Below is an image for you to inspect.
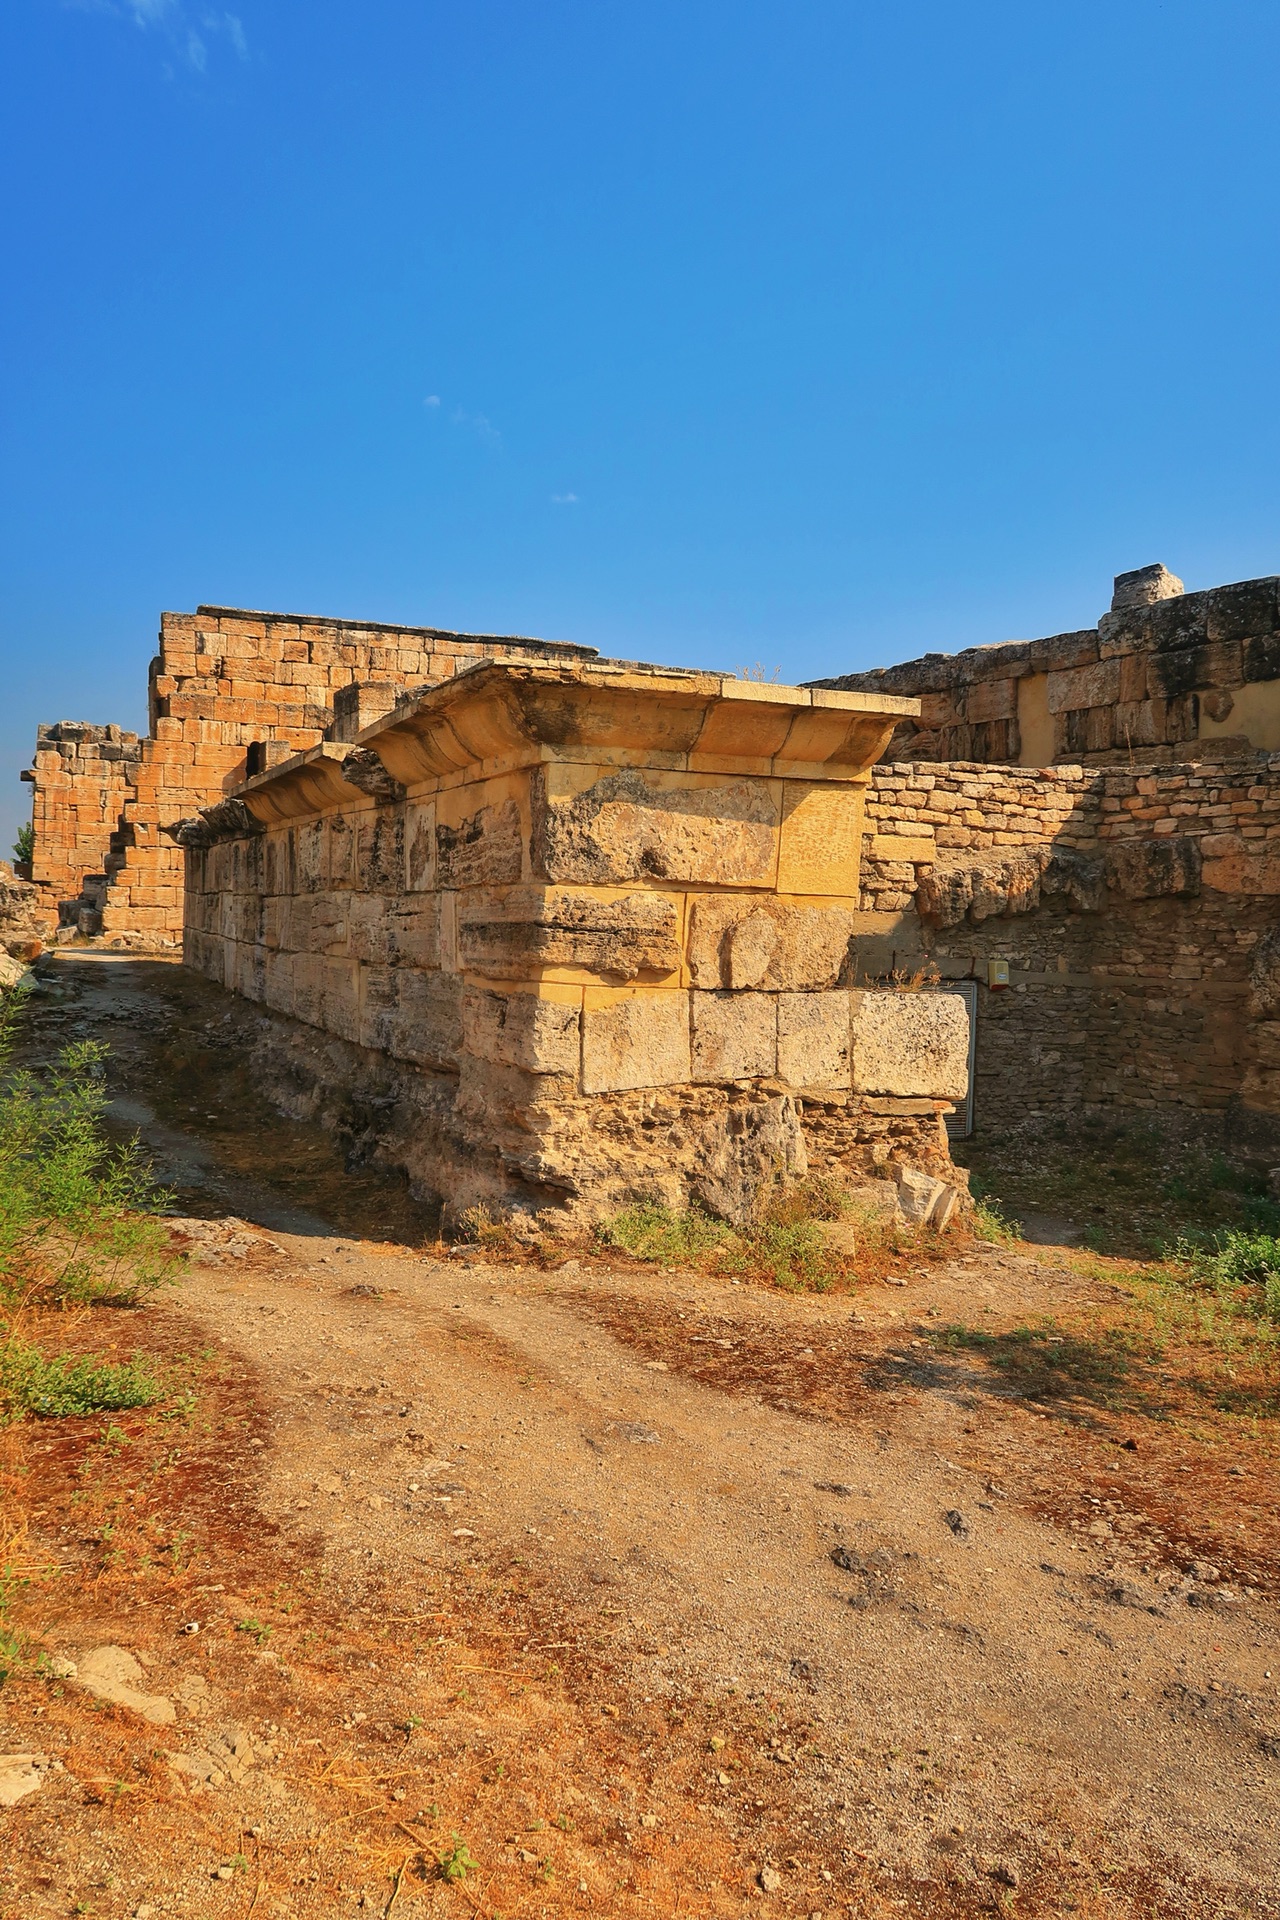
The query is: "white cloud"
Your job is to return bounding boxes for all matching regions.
[551,492,579,505]
[423,395,441,408]
[70,0,249,70]
[450,406,501,446]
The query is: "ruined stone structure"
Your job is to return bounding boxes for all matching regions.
[174,660,972,1226]
[21,722,144,928]
[819,564,1280,769]
[23,607,598,947]
[854,754,1280,1134]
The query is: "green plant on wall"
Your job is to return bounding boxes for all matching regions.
[11,823,33,866]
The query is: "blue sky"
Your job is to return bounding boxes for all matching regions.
[4,1,1280,849]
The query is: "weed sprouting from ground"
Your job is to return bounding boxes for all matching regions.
[0,985,178,1428]
[0,1342,160,1420]
[0,990,177,1315]
[599,1175,915,1290]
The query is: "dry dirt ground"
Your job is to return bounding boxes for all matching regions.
[1,955,1278,1920]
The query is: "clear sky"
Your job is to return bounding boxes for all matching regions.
[4,1,1280,851]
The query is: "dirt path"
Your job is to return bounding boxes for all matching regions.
[2,956,1278,1920]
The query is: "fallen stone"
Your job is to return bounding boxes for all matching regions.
[897,1167,961,1230]
[758,1865,783,1894]
[0,1753,49,1808]
[943,1510,970,1540]
[74,1647,177,1726]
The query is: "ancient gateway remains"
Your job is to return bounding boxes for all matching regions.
[172,661,970,1226]
[14,560,1280,1213]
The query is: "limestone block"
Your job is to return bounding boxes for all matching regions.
[437,796,524,887]
[1207,576,1280,644]
[1046,658,1121,714]
[896,1166,961,1230]
[1111,563,1184,611]
[360,966,462,1069]
[459,886,680,980]
[294,818,327,893]
[690,990,778,1082]
[462,988,581,1074]
[964,677,1016,724]
[581,990,691,1093]
[687,896,858,991]
[776,992,851,1090]
[348,893,439,968]
[309,891,349,955]
[532,765,779,888]
[321,959,361,1044]
[849,989,969,1101]
[1105,835,1201,899]
[405,800,436,891]
[328,812,357,887]
[690,1090,807,1224]
[357,809,405,893]
[776,784,863,895]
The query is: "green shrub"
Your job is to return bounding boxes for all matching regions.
[10,823,33,866]
[0,1341,160,1419]
[599,1203,730,1267]
[0,991,176,1312]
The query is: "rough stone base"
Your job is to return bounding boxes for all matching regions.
[234,994,965,1232]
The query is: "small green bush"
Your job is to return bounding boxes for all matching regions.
[599,1203,730,1267]
[0,991,176,1312]
[0,1341,160,1420]
[11,823,33,866]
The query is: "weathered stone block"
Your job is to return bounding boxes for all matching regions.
[1046,659,1121,714]
[849,989,969,1101]
[404,800,436,891]
[462,988,581,1075]
[581,990,691,1093]
[532,766,779,888]
[687,896,858,991]
[776,991,851,1089]
[348,893,439,968]
[357,809,405,893]
[1207,576,1280,643]
[776,784,862,895]
[690,990,778,1082]
[459,886,680,980]
[964,677,1016,723]
[437,795,524,887]
[1105,835,1201,900]
[360,966,462,1068]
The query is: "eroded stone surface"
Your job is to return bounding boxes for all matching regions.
[581,992,692,1094]
[777,992,851,1090]
[850,990,970,1101]
[532,767,779,888]
[690,990,777,1082]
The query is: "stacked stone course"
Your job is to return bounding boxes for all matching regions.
[816,565,1280,769]
[28,607,599,949]
[21,723,143,929]
[852,755,1280,1130]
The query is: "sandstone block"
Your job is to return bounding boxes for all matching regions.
[776,784,863,895]
[437,795,524,887]
[360,966,462,1069]
[687,897,858,991]
[776,991,851,1089]
[896,1166,961,1229]
[581,991,691,1093]
[463,988,581,1074]
[849,989,969,1100]
[459,887,680,980]
[690,990,778,1082]
[404,800,436,891]
[533,766,778,888]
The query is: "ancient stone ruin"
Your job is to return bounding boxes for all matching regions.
[170,659,969,1226]
[16,559,1280,1208]
[820,564,1280,767]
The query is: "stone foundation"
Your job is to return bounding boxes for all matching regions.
[172,660,971,1226]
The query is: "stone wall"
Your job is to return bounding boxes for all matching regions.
[20,723,143,930]
[28,606,600,950]
[850,755,1280,1133]
[174,661,972,1226]
[815,564,1280,770]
